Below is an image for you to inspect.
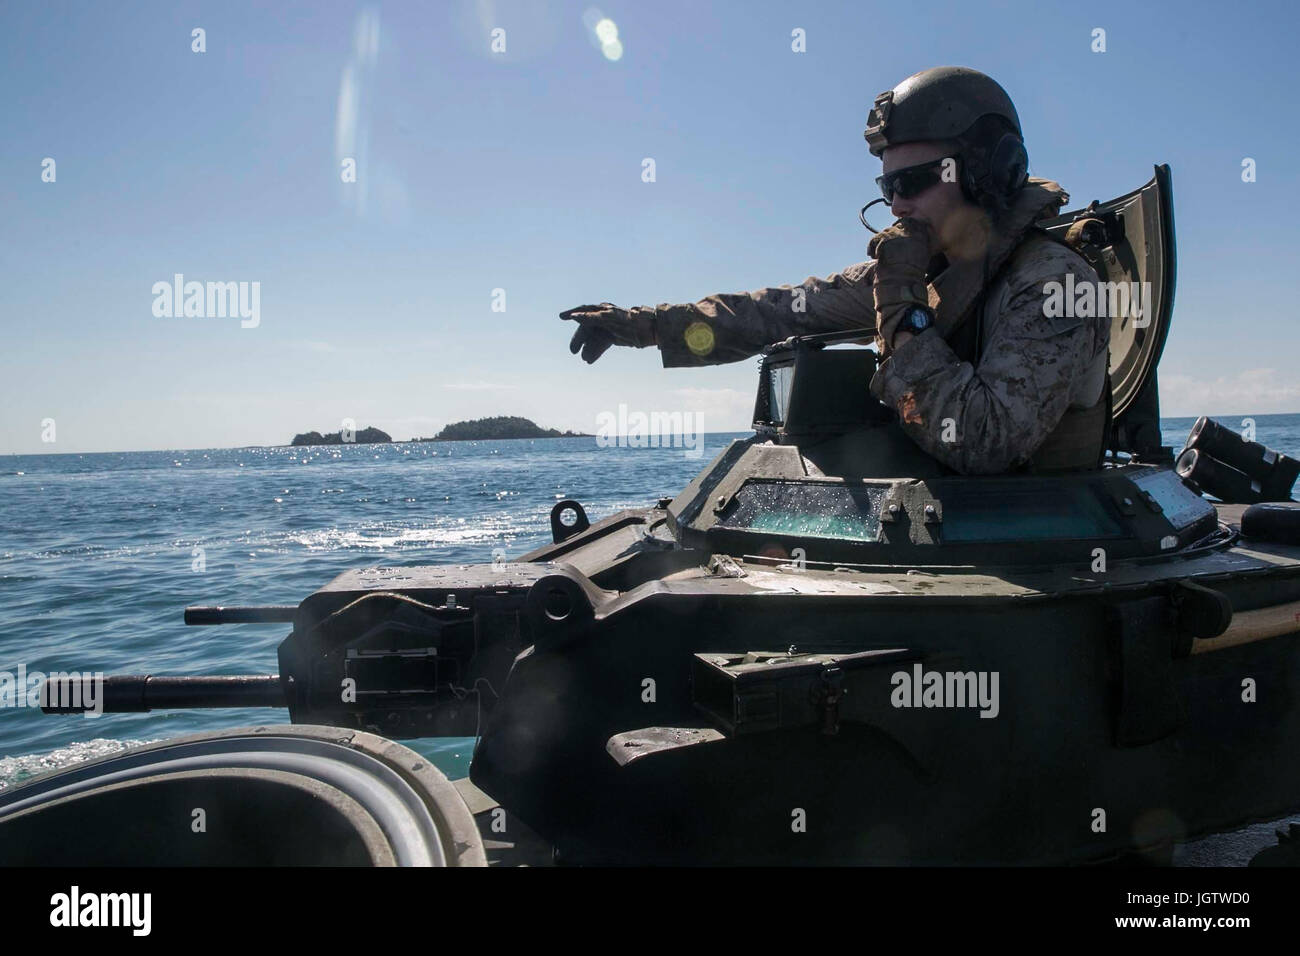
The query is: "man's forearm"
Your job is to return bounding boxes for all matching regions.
[654,261,878,367]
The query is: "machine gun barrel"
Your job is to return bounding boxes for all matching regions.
[41,674,285,714]
[184,605,297,625]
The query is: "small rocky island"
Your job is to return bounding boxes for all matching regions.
[412,416,588,442]
[290,427,392,446]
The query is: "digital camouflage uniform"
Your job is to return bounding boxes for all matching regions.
[644,178,1109,475]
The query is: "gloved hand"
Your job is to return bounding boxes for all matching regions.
[868,218,934,352]
[561,303,657,364]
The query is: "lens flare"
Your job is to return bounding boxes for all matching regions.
[595,18,618,44]
[582,8,624,62]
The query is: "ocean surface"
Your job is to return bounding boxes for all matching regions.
[3,414,1299,864]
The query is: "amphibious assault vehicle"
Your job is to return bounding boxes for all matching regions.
[8,165,1300,866]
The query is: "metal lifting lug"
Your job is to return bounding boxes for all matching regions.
[550,500,590,543]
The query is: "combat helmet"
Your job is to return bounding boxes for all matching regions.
[864,66,1029,209]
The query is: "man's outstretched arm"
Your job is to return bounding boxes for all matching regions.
[563,261,878,367]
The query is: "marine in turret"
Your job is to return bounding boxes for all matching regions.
[561,66,1109,475]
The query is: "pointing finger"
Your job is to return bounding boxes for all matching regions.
[560,304,612,321]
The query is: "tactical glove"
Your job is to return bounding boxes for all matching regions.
[561,303,657,364]
[868,218,934,351]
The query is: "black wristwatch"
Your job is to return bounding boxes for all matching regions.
[894,306,934,342]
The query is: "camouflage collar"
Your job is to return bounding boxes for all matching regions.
[928,178,1071,337]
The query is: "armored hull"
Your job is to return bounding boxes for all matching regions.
[466,483,1300,864]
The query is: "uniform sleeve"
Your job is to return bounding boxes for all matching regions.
[654,261,878,367]
[868,258,1102,475]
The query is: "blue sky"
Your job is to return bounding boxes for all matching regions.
[3,0,1298,454]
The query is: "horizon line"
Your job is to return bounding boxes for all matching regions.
[5,410,1300,458]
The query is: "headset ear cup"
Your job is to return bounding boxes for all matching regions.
[990,133,1028,197]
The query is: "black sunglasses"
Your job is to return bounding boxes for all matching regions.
[876,156,954,203]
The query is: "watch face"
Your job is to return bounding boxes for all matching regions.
[906,307,932,332]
